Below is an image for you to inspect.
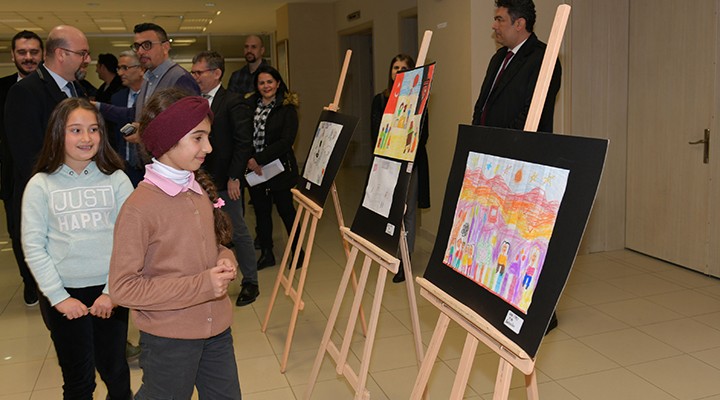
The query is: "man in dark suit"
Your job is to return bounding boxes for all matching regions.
[471,0,561,133]
[191,50,259,306]
[95,53,123,103]
[0,30,44,306]
[4,25,90,307]
[108,50,145,187]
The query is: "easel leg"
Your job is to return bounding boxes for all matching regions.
[400,225,424,367]
[331,182,369,337]
[410,313,451,400]
[261,205,305,332]
[492,358,514,400]
[355,266,389,397]
[303,246,360,400]
[449,334,479,400]
[525,370,539,400]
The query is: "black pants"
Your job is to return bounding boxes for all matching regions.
[247,184,298,250]
[39,285,132,400]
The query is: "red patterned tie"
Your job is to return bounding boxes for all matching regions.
[480,50,514,125]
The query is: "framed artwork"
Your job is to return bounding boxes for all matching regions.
[423,124,607,358]
[298,110,359,207]
[351,63,436,255]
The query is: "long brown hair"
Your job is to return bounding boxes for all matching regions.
[383,53,416,97]
[138,87,233,245]
[33,97,124,175]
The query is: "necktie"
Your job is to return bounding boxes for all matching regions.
[66,82,78,98]
[480,50,514,125]
[129,91,138,107]
[202,93,212,100]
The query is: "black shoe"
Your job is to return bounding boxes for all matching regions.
[291,249,305,270]
[23,284,38,306]
[236,284,260,307]
[257,249,276,270]
[544,312,558,336]
[392,263,406,283]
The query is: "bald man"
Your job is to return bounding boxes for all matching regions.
[4,25,91,307]
[227,34,268,96]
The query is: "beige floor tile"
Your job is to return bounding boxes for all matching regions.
[646,289,720,316]
[236,354,290,394]
[349,333,420,373]
[562,280,636,305]
[550,306,628,338]
[450,352,539,396]
[483,381,580,400]
[245,387,297,399]
[31,358,62,391]
[534,339,618,380]
[698,284,720,301]
[391,304,442,333]
[0,312,47,341]
[0,393,30,400]
[694,311,720,330]
[594,298,684,327]
[639,318,720,353]
[654,267,720,289]
[605,273,686,297]
[372,360,479,399]
[691,346,720,370]
[280,347,361,387]
[0,360,43,395]
[578,328,682,366]
[0,335,51,365]
[264,320,327,356]
[628,355,720,399]
[294,374,389,400]
[572,258,646,280]
[555,293,586,310]
[233,329,276,360]
[558,368,675,400]
[28,388,62,400]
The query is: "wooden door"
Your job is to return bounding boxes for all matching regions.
[626,0,718,275]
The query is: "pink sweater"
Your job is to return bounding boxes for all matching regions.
[109,180,235,339]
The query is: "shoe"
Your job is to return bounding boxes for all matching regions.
[23,284,38,306]
[544,312,558,336]
[235,284,260,307]
[392,262,406,283]
[257,248,276,270]
[125,341,141,360]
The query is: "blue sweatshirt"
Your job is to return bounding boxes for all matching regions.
[21,162,133,306]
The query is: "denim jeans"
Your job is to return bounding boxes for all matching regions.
[219,190,257,285]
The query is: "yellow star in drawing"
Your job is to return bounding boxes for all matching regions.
[543,174,556,185]
[529,172,538,183]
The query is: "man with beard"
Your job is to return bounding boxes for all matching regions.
[97,23,199,146]
[4,25,91,308]
[0,30,43,306]
[228,35,268,96]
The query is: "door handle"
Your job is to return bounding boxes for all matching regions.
[688,129,710,164]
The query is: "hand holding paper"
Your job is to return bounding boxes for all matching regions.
[245,159,285,187]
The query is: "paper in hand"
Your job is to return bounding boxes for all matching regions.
[245,159,285,187]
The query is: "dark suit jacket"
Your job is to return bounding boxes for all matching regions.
[5,64,69,194]
[0,73,18,200]
[241,91,299,190]
[472,32,562,132]
[96,75,123,103]
[202,86,253,191]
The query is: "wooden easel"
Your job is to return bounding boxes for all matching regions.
[303,31,434,399]
[409,5,570,399]
[261,50,368,374]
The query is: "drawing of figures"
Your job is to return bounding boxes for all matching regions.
[461,243,474,274]
[405,121,415,153]
[496,241,510,275]
[523,247,540,290]
[397,104,407,128]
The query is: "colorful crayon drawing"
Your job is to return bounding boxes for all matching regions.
[374,64,435,162]
[362,156,401,218]
[442,152,569,313]
[303,121,343,186]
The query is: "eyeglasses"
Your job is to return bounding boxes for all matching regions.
[59,47,90,59]
[131,40,167,52]
[118,65,140,71]
[189,68,216,77]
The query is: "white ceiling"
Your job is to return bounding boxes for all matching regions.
[0,0,334,37]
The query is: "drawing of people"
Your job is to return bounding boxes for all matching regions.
[454,238,463,269]
[496,241,510,275]
[405,121,415,153]
[523,247,540,290]
[445,237,457,266]
[398,104,407,128]
[461,244,474,275]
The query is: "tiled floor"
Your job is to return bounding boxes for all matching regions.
[1,168,720,399]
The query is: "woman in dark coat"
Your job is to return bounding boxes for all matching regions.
[243,65,301,268]
[370,53,431,283]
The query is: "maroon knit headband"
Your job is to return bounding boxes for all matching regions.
[142,96,214,158]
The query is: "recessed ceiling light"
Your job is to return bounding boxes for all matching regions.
[205,2,216,6]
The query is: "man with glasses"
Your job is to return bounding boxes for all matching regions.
[98,23,199,147]
[0,30,44,307]
[191,50,259,307]
[4,25,91,312]
[107,50,145,187]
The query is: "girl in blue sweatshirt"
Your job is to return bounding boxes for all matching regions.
[21,98,133,400]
